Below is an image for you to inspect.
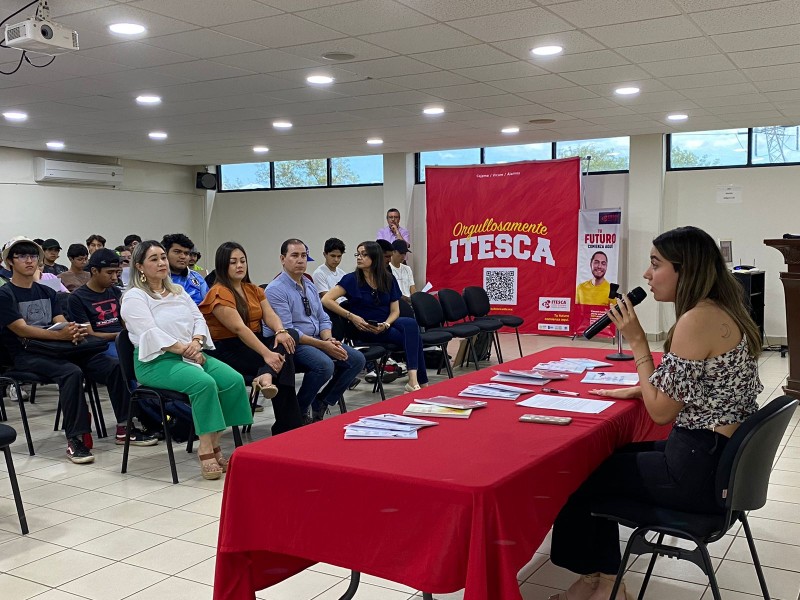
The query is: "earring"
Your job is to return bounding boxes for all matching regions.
[140,272,147,283]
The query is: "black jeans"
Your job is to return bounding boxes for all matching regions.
[14,350,129,439]
[550,426,729,575]
[207,329,302,436]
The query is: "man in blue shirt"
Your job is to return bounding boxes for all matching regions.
[265,239,365,423]
[161,233,208,304]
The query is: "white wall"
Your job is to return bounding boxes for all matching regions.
[0,147,203,253]
[664,165,798,342]
[207,185,384,285]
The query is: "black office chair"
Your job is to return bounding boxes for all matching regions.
[456,287,504,364]
[0,424,28,534]
[411,292,480,372]
[401,297,454,378]
[437,288,498,369]
[592,396,799,600]
[116,330,242,484]
[463,286,525,358]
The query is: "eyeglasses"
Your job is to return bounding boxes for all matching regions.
[354,252,368,258]
[301,295,312,316]
[13,254,38,262]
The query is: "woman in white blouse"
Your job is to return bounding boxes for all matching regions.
[121,241,252,480]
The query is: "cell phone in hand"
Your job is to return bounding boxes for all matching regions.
[366,319,380,327]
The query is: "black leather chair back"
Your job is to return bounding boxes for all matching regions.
[716,395,797,512]
[115,330,138,395]
[437,288,469,323]
[398,298,415,319]
[410,292,444,329]
[463,286,491,318]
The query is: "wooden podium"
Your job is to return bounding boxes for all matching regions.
[765,238,800,399]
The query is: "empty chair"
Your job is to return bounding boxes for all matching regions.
[437,288,502,368]
[592,395,798,600]
[0,423,28,534]
[399,297,453,378]
[411,292,480,372]
[463,286,525,358]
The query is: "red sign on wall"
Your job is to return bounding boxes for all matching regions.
[425,158,581,335]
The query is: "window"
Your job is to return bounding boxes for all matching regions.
[751,126,800,165]
[273,159,328,188]
[331,155,383,185]
[484,143,551,164]
[669,129,748,169]
[418,147,481,182]
[218,162,270,191]
[556,137,630,172]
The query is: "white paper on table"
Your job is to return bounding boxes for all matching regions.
[580,372,639,386]
[533,361,586,374]
[349,419,421,432]
[561,358,613,369]
[362,413,438,427]
[516,394,614,414]
[491,373,550,385]
[344,427,419,439]
[459,385,519,400]
[472,382,535,394]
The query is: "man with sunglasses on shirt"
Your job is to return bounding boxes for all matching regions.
[265,239,365,423]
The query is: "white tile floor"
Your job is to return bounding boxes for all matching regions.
[0,335,797,600]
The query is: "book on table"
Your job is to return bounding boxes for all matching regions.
[414,396,488,410]
[403,403,473,419]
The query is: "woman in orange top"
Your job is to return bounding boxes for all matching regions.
[199,242,302,435]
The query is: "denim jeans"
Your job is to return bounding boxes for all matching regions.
[293,342,365,412]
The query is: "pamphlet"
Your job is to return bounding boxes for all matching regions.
[516,394,614,414]
[580,372,639,386]
[415,396,488,410]
[403,403,472,418]
[344,413,438,439]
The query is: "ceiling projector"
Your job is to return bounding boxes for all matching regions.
[4,18,79,55]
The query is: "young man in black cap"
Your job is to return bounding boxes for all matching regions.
[389,240,416,303]
[41,239,68,275]
[69,249,157,447]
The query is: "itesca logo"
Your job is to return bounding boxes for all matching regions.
[538,297,571,312]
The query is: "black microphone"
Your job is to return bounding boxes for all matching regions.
[583,286,648,340]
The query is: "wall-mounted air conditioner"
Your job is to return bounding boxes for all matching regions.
[34,158,123,187]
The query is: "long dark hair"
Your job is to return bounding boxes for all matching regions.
[214,241,252,323]
[355,241,392,293]
[654,226,761,357]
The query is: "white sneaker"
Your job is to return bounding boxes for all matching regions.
[8,386,29,401]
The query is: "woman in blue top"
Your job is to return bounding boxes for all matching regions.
[323,241,427,392]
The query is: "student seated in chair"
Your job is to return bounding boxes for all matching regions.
[161,233,208,305]
[548,226,763,600]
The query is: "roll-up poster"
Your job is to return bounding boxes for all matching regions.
[570,208,622,337]
[425,158,581,335]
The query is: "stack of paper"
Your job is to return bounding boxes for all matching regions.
[561,358,613,369]
[533,360,588,374]
[415,396,488,409]
[403,404,473,419]
[580,372,639,385]
[516,394,614,414]
[491,371,549,385]
[458,382,534,400]
[344,413,438,439]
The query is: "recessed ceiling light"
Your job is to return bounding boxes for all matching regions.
[148,131,168,140]
[3,111,28,122]
[615,86,640,95]
[501,126,520,134]
[306,75,334,84]
[531,45,563,56]
[273,120,292,129]
[46,141,65,150]
[423,106,445,115]
[322,52,356,61]
[529,118,556,124]
[109,23,146,35]
[367,138,383,145]
[667,113,688,121]
[253,146,269,153]
[136,95,161,105]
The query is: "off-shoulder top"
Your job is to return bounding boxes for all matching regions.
[649,337,763,430]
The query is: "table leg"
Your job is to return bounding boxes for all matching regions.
[338,571,361,600]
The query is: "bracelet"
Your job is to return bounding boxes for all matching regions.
[192,337,203,345]
[383,322,391,329]
[634,355,654,368]
[276,328,287,335]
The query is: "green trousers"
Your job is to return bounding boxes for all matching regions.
[133,351,253,435]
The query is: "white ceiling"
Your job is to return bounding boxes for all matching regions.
[1,0,798,165]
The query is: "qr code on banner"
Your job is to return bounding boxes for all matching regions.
[484,267,517,305]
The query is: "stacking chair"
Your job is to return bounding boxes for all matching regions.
[116,330,242,484]
[463,286,525,358]
[0,370,48,455]
[592,396,799,600]
[326,308,389,401]
[401,297,454,378]
[456,287,505,364]
[53,376,108,439]
[0,424,28,534]
[411,292,480,372]
[437,288,502,368]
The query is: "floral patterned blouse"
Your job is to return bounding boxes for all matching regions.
[649,337,763,430]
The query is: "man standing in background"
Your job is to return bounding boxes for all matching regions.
[377,208,411,246]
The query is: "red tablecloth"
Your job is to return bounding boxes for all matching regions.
[214,347,671,600]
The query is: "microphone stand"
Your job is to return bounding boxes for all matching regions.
[606,291,633,361]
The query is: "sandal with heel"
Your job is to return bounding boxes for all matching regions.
[213,446,228,472]
[199,452,223,480]
[253,377,278,400]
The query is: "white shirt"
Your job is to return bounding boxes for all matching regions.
[389,263,415,297]
[120,287,213,362]
[312,264,347,303]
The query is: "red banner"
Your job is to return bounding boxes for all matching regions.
[425,158,581,335]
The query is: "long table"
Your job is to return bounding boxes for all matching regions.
[214,346,671,600]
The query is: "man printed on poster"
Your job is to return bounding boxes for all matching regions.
[575,251,612,307]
